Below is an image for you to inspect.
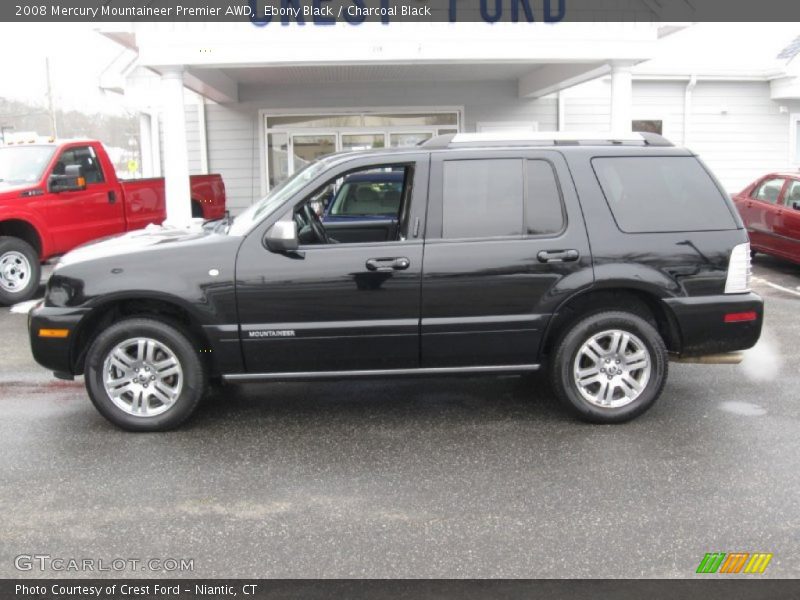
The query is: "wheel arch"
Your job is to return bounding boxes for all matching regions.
[71,295,217,376]
[541,285,682,357]
[0,218,45,257]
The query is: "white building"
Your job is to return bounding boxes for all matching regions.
[99,21,800,220]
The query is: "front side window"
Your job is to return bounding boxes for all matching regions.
[328,173,404,218]
[54,146,104,184]
[295,164,412,245]
[753,178,785,204]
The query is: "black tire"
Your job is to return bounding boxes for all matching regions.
[191,200,203,218]
[0,236,41,305]
[84,317,207,431]
[549,310,668,424]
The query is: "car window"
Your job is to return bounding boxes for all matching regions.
[442,159,523,238]
[783,180,800,206]
[295,164,413,245]
[329,176,404,217]
[753,178,785,204]
[54,146,104,184]
[592,156,737,233]
[525,160,565,235]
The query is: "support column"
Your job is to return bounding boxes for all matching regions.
[160,67,192,227]
[609,62,633,135]
[138,112,153,178]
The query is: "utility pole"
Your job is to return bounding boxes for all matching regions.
[45,57,58,138]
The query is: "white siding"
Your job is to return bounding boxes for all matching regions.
[564,78,795,192]
[687,81,793,192]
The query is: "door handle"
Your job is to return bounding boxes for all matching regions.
[366,257,410,272]
[537,249,579,263]
[108,191,116,204]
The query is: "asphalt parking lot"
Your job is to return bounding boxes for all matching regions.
[1,255,798,579]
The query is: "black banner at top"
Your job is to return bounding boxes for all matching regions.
[3,0,800,23]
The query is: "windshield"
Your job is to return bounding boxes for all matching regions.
[228,157,335,236]
[0,146,56,186]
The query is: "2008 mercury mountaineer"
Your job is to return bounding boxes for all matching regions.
[28,132,763,431]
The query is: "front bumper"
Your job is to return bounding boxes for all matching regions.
[663,292,763,357]
[28,302,90,376]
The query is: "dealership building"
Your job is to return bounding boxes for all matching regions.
[99,21,800,217]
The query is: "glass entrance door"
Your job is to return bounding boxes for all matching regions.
[289,133,337,172]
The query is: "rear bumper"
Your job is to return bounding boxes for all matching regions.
[663,292,763,357]
[28,302,89,376]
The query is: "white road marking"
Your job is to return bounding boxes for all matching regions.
[752,276,800,298]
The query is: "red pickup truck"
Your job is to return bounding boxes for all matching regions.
[0,139,226,303]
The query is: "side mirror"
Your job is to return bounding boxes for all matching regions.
[264,218,299,253]
[792,201,800,211]
[48,165,86,193]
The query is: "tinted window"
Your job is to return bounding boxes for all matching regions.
[525,160,564,235]
[753,178,785,204]
[592,157,737,233]
[55,146,104,184]
[443,159,523,238]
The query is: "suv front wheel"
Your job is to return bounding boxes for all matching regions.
[84,318,207,431]
[550,311,668,423]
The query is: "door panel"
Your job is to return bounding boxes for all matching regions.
[421,150,592,368]
[236,153,429,373]
[46,145,124,253]
[775,179,800,261]
[745,177,785,253]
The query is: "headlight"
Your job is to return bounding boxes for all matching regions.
[45,275,82,307]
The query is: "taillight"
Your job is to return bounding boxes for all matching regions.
[724,242,751,294]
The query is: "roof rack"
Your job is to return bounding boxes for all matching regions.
[422,131,674,149]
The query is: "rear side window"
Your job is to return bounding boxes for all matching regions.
[443,159,523,238]
[592,156,737,233]
[525,160,565,235]
[442,158,565,239]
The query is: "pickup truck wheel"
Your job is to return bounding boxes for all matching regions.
[84,318,207,431]
[0,236,41,305]
[549,311,668,423]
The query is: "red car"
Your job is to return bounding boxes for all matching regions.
[0,139,226,303]
[732,173,800,265]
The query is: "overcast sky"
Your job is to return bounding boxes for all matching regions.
[0,22,797,116]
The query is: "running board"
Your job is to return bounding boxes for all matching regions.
[223,364,540,383]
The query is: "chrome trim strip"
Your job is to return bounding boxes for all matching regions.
[223,364,540,382]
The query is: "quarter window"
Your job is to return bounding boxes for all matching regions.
[592,156,737,233]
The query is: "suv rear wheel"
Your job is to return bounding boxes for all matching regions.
[549,311,668,423]
[84,318,207,431]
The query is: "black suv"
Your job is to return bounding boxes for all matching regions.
[28,133,763,431]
